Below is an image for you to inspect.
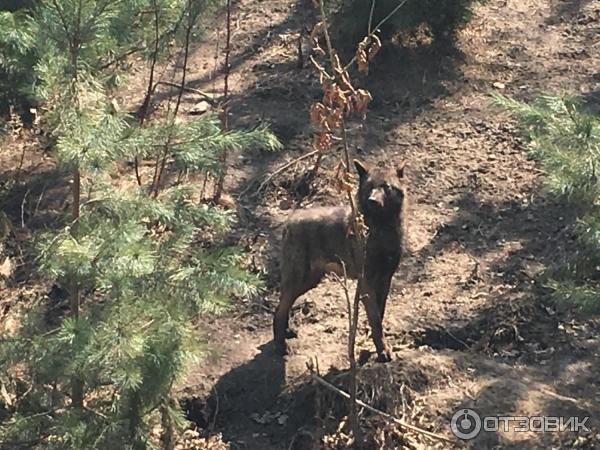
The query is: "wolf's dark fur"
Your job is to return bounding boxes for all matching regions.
[273,159,407,361]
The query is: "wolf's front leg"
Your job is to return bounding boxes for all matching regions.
[360,280,392,362]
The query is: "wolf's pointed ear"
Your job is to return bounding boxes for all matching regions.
[354,159,370,179]
[396,161,407,179]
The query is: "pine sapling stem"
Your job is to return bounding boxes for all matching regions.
[214,0,233,202]
[135,0,161,187]
[152,0,193,198]
[70,166,84,408]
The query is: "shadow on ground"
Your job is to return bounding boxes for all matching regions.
[182,343,295,450]
[400,186,581,344]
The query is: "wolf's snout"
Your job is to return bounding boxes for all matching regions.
[368,188,385,207]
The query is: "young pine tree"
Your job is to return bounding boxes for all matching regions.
[493,93,600,311]
[0,1,280,448]
[0,9,36,115]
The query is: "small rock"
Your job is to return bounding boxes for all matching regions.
[217,193,236,209]
[277,414,288,425]
[279,198,293,210]
[250,412,267,424]
[189,100,211,115]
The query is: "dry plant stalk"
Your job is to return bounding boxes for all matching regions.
[310,0,370,444]
[151,0,194,198]
[308,0,410,444]
[331,264,362,445]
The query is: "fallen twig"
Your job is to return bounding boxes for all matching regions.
[311,373,457,445]
[155,81,218,105]
[83,405,108,419]
[444,329,469,349]
[34,182,47,219]
[21,189,30,228]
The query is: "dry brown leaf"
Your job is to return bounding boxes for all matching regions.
[323,83,348,109]
[357,51,369,74]
[355,34,382,75]
[356,37,370,74]
[310,102,328,129]
[321,82,334,106]
[313,132,333,151]
[325,107,343,130]
[353,89,373,117]
[367,34,382,61]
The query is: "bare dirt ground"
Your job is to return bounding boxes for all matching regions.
[2,0,600,449]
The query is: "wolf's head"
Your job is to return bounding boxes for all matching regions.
[354,159,407,227]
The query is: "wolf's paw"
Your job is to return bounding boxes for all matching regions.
[376,348,392,363]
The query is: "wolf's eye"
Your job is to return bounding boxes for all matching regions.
[384,183,400,195]
[385,183,403,198]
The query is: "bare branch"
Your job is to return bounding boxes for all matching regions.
[344,0,410,71]
[368,0,376,34]
[155,81,218,105]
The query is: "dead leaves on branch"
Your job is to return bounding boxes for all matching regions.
[308,83,373,153]
[310,101,342,131]
[313,131,334,151]
[352,89,373,118]
[308,22,380,154]
[356,35,382,75]
[323,82,347,109]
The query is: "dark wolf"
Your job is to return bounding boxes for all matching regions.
[273,159,407,362]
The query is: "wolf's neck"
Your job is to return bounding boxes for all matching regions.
[365,214,402,231]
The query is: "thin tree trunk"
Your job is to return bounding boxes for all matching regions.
[70,166,84,408]
[152,0,193,198]
[213,0,232,202]
[135,0,162,187]
[65,0,84,409]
